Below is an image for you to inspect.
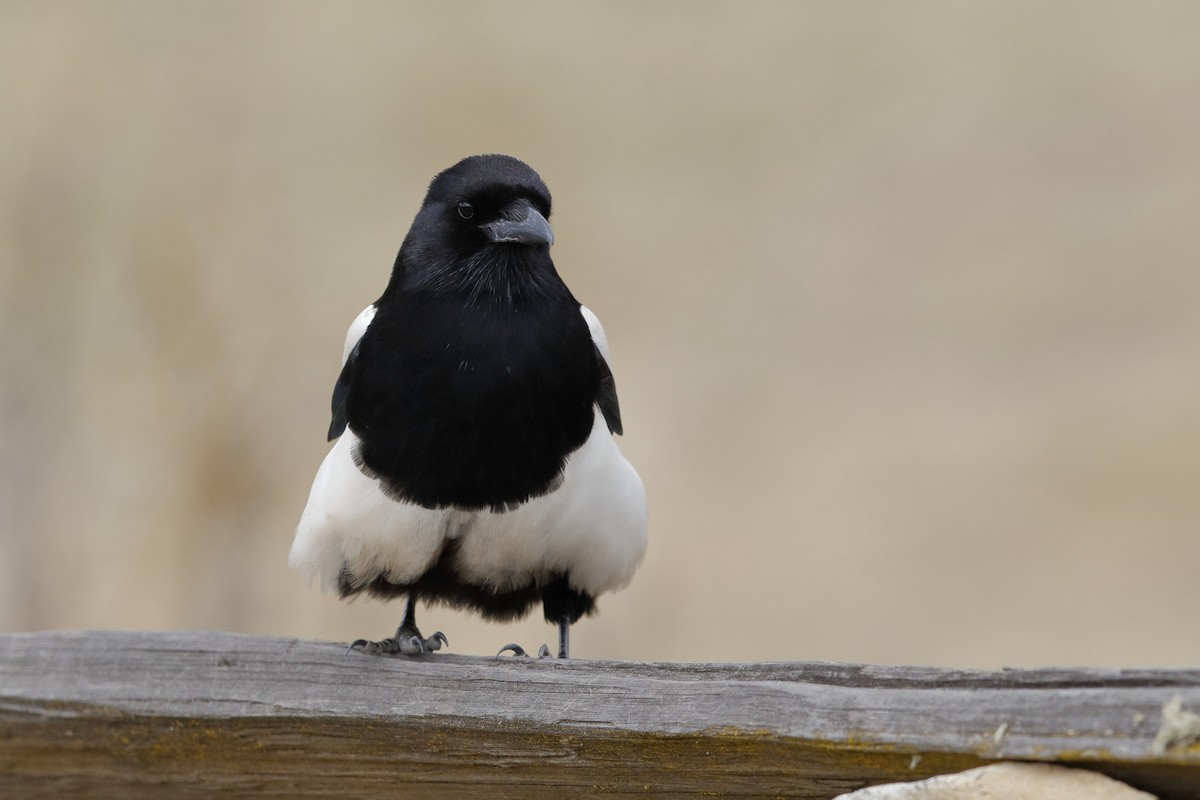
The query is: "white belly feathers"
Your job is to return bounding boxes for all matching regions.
[290,405,647,599]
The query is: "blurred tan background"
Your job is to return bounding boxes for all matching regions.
[2,2,1198,668]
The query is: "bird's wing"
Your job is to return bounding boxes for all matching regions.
[327,305,377,442]
[580,305,623,436]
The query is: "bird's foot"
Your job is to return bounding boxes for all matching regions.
[496,643,555,659]
[348,628,448,657]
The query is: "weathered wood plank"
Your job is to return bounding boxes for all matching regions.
[1,631,1198,799]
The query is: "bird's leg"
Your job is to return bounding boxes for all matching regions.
[557,615,570,659]
[348,594,448,656]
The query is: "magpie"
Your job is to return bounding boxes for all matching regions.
[290,155,647,659]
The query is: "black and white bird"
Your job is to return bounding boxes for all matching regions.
[290,155,647,659]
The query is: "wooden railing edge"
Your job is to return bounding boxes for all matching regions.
[2,630,1198,798]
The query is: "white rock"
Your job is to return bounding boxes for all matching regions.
[833,762,1156,800]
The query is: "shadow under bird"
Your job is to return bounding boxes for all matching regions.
[290,155,648,659]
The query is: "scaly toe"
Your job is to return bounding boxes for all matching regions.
[348,632,451,657]
[348,637,403,656]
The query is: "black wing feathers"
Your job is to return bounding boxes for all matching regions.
[594,343,623,436]
[327,339,361,441]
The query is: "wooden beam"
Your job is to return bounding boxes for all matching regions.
[2,631,1198,798]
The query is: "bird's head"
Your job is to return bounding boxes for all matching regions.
[392,155,556,297]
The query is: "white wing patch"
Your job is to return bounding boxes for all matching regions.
[580,304,612,366]
[343,305,377,365]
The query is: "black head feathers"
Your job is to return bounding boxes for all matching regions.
[424,154,552,219]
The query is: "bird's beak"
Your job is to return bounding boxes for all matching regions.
[481,199,554,247]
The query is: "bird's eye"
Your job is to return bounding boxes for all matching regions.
[457,202,475,220]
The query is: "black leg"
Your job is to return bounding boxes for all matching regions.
[348,593,448,656]
[396,593,420,639]
[557,615,570,659]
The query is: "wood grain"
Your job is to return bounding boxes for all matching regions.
[2,631,1198,798]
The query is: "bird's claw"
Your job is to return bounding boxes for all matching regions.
[496,643,527,657]
[495,642,555,659]
[347,630,449,657]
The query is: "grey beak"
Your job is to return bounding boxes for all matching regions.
[481,200,554,246]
